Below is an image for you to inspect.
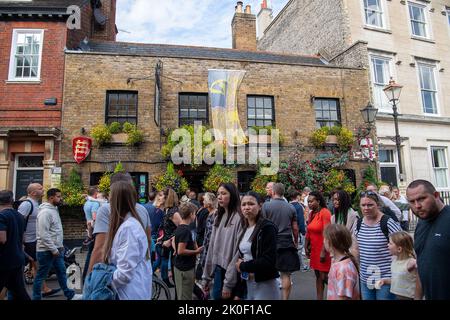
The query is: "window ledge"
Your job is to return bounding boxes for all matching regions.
[363,26,392,34]
[411,36,435,43]
[5,80,41,84]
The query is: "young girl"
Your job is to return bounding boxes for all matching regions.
[324,223,360,300]
[378,231,417,300]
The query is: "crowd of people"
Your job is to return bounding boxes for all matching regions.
[0,173,449,301]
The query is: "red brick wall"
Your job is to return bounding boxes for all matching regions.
[66,3,94,49]
[0,21,67,128]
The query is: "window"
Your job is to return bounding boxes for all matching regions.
[370,55,393,112]
[106,91,138,125]
[179,93,208,126]
[417,62,438,114]
[314,98,341,128]
[379,149,399,187]
[431,147,449,188]
[408,2,428,38]
[9,29,44,81]
[247,96,274,127]
[364,0,384,28]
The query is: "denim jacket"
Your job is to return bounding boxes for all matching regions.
[83,263,118,300]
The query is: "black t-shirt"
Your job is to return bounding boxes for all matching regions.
[414,205,450,300]
[174,224,196,271]
[0,208,25,271]
[196,207,209,246]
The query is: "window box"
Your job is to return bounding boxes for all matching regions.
[111,133,128,144]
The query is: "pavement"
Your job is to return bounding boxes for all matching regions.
[21,246,319,300]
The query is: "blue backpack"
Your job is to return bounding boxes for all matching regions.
[83,263,118,300]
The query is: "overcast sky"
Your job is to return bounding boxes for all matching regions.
[116,0,289,48]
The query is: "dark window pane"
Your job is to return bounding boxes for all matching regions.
[248,120,255,127]
[256,98,264,108]
[198,95,207,107]
[179,94,209,125]
[314,99,341,128]
[264,98,272,108]
[248,97,255,108]
[180,95,189,107]
[256,120,264,126]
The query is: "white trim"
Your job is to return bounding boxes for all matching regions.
[361,0,389,30]
[8,29,44,82]
[406,1,433,40]
[416,59,440,116]
[428,145,450,191]
[379,147,400,185]
[13,154,44,199]
[368,51,396,113]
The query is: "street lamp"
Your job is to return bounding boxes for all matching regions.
[383,78,404,182]
[360,102,378,128]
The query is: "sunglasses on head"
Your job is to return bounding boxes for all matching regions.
[360,191,379,198]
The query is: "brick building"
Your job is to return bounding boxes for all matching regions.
[0,0,117,198]
[258,0,450,191]
[60,3,372,198]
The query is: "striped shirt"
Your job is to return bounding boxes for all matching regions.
[355,218,401,283]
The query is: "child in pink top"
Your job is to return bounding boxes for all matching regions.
[324,224,360,300]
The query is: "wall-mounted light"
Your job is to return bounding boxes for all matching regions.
[81,127,86,135]
[310,95,315,105]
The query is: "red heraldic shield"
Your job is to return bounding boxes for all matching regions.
[72,136,92,164]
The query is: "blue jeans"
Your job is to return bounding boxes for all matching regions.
[32,250,74,300]
[360,280,396,300]
[152,244,170,281]
[212,265,226,300]
[82,239,95,281]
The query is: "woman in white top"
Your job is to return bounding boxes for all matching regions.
[103,181,152,300]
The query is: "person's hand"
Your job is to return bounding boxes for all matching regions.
[320,254,326,263]
[375,279,385,289]
[196,246,204,254]
[222,289,231,299]
[407,259,417,272]
[202,281,210,293]
[52,251,60,257]
[236,258,243,273]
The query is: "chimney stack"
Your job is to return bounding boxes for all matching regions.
[231,2,257,51]
[257,0,273,40]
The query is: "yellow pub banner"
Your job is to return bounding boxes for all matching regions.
[208,69,247,146]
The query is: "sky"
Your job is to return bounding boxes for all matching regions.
[116,0,290,48]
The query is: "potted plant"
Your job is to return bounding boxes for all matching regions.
[153,162,189,195]
[311,126,355,151]
[91,124,112,146]
[109,122,128,144]
[203,164,235,192]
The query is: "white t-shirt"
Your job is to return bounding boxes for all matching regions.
[239,226,255,262]
[18,198,39,243]
[93,203,151,235]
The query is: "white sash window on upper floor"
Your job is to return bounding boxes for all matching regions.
[8,29,44,82]
[364,0,385,29]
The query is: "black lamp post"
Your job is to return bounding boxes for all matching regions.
[383,78,404,182]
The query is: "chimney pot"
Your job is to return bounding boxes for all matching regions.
[236,1,243,13]
[245,5,251,14]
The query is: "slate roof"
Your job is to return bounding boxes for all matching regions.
[82,41,327,67]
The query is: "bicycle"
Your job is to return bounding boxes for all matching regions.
[152,276,172,300]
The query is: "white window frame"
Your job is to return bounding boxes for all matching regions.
[362,0,388,29]
[369,52,395,113]
[429,146,449,190]
[379,147,400,185]
[416,60,439,115]
[407,1,431,39]
[12,154,44,199]
[8,29,44,82]
[447,8,450,36]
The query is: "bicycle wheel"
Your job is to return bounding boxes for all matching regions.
[152,277,172,300]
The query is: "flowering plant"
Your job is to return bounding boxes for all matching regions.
[203,164,235,192]
[153,162,189,194]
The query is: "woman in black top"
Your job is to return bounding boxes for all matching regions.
[236,191,280,300]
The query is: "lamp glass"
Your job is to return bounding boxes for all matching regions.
[361,104,378,124]
[384,82,403,102]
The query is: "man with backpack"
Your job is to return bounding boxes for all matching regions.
[17,183,58,297]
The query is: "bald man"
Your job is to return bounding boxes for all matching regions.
[18,183,58,297]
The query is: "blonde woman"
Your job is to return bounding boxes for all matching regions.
[103,181,152,300]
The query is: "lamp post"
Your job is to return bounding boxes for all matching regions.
[383,78,404,182]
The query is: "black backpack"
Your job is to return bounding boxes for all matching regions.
[356,214,390,242]
[381,205,399,223]
[12,199,33,231]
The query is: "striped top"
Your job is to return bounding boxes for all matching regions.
[355,218,401,283]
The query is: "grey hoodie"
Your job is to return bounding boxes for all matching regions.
[36,202,64,254]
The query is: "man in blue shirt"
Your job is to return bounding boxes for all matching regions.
[0,190,30,300]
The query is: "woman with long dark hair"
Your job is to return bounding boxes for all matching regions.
[331,190,358,233]
[202,183,245,300]
[305,191,332,300]
[103,181,152,300]
[236,192,280,300]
